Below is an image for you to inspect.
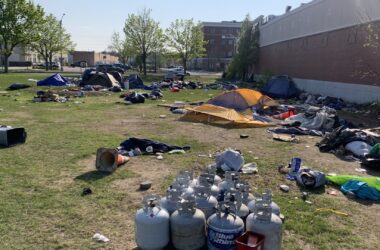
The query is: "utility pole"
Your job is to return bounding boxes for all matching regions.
[60,13,66,72]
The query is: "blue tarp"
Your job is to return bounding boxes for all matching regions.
[262,75,299,99]
[37,74,71,86]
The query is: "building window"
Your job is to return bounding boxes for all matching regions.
[204,28,208,33]
[221,40,226,45]
[211,28,215,33]
[227,51,233,58]
[222,29,227,33]
[210,39,215,45]
[228,40,233,45]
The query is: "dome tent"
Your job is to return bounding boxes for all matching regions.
[262,75,299,99]
[207,88,277,111]
[37,74,71,86]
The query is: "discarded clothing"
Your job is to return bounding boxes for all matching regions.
[345,141,372,157]
[296,168,326,189]
[268,127,323,136]
[369,143,380,157]
[7,83,31,90]
[285,106,336,132]
[326,175,380,192]
[124,92,145,104]
[119,137,190,154]
[317,126,380,153]
[341,180,380,200]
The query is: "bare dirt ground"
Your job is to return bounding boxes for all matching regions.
[77,102,380,249]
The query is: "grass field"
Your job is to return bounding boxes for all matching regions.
[0,73,379,249]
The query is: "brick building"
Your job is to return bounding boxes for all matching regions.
[69,51,119,67]
[196,21,243,71]
[256,0,380,103]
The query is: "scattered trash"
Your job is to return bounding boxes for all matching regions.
[242,162,258,174]
[6,83,31,91]
[305,201,313,204]
[315,208,348,216]
[327,190,338,196]
[157,155,164,160]
[355,168,367,173]
[96,148,129,173]
[92,233,110,243]
[159,115,166,119]
[240,134,249,139]
[168,149,186,154]
[280,185,289,193]
[82,187,92,196]
[279,213,285,222]
[301,192,309,200]
[0,126,27,147]
[272,133,299,143]
[139,181,152,190]
[215,149,244,172]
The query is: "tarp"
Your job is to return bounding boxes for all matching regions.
[128,74,145,89]
[262,75,299,99]
[207,89,277,111]
[180,104,275,128]
[326,175,380,192]
[81,71,120,88]
[37,74,71,86]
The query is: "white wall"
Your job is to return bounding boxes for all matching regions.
[260,0,380,47]
[293,78,380,104]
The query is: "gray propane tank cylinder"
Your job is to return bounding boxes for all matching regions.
[198,173,220,197]
[194,186,218,219]
[236,181,255,205]
[246,191,283,250]
[207,163,222,185]
[247,189,280,216]
[217,171,240,201]
[207,203,244,250]
[224,188,250,222]
[135,194,170,250]
[170,197,206,250]
[160,186,182,215]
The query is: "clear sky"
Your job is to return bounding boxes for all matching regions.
[34,0,309,51]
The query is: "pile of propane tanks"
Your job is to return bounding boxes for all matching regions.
[135,164,283,250]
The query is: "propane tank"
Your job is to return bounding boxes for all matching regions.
[170,196,206,250]
[207,163,222,185]
[198,173,220,197]
[246,191,282,250]
[224,188,249,221]
[248,189,280,216]
[179,170,197,187]
[175,172,195,197]
[236,181,254,205]
[217,171,239,201]
[135,195,170,250]
[194,186,218,219]
[160,185,182,215]
[207,203,244,250]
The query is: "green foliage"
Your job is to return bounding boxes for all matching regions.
[226,15,260,80]
[165,19,206,73]
[108,32,134,66]
[29,14,75,70]
[0,0,45,72]
[123,8,163,75]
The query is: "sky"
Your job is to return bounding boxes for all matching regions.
[34,0,309,51]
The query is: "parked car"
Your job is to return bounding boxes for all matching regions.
[32,62,60,70]
[113,63,131,70]
[165,67,190,81]
[96,64,125,74]
[70,61,87,68]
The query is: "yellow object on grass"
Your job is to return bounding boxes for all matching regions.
[180,104,276,128]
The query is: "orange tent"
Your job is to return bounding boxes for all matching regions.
[207,89,278,111]
[180,104,275,128]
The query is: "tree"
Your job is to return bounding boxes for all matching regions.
[30,14,74,70]
[108,32,133,67]
[165,19,206,74]
[0,0,44,73]
[123,8,162,76]
[227,15,260,80]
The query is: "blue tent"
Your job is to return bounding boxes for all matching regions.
[37,74,71,86]
[262,75,299,99]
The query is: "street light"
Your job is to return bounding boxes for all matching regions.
[60,13,66,72]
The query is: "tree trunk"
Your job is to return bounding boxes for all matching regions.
[45,56,49,71]
[4,55,10,73]
[154,52,157,73]
[142,52,147,76]
[183,58,187,75]
[49,54,53,71]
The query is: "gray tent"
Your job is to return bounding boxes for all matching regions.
[81,71,120,88]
